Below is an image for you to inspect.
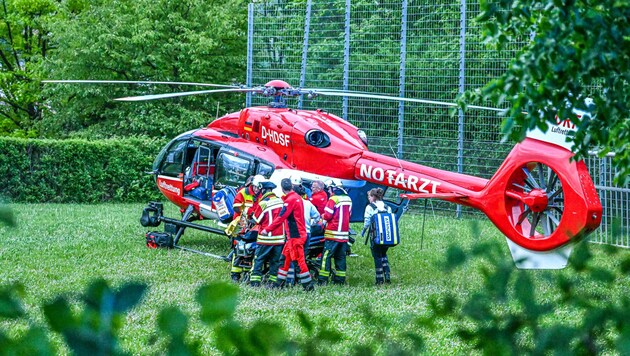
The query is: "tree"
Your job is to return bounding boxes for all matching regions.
[0,0,59,137]
[41,0,248,138]
[467,0,630,185]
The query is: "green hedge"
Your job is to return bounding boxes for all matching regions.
[0,137,166,203]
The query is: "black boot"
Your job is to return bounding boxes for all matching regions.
[231,273,241,283]
[302,281,315,292]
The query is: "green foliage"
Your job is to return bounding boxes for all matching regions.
[6,238,628,355]
[0,0,60,138]
[43,279,147,355]
[40,0,248,139]
[0,282,55,354]
[468,0,630,185]
[429,231,630,354]
[0,137,164,202]
[1,204,628,354]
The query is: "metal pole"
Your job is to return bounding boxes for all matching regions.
[342,0,351,120]
[246,2,254,108]
[457,0,467,218]
[298,0,313,110]
[398,0,408,159]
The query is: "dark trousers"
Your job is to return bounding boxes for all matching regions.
[318,240,347,284]
[230,231,258,276]
[250,244,283,286]
[370,243,390,284]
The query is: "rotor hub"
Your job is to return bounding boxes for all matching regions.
[522,188,549,213]
[264,80,291,90]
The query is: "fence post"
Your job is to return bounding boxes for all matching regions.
[398,0,408,159]
[457,0,467,218]
[246,2,254,108]
[342,0,351,120]
[298,0,313,110]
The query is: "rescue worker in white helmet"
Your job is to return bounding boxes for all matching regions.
[232,174,264,221]
[249,180,285,287]
[318,179,352,285]
[230,174,264,282]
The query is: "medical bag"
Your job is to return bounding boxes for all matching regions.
[370,205,400,246]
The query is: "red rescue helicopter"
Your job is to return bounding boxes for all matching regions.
[45,79,603,269]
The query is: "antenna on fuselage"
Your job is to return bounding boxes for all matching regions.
[389,143,404,171]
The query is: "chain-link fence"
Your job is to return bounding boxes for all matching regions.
[246,0,629,247]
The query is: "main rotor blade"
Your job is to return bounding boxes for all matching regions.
[313,90,504,112]
[43,79,239,89]
[114,88,256,101]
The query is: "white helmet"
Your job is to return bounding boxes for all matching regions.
[252,174,265,187]
[325,178,343,188]
[290,175,302,186]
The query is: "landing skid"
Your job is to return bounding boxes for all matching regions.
[141,201,229,258]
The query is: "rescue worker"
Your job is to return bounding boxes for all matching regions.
[261,178,315,291]
[318,179,352,285]
[232,174,264,221]
[362,188,392,285]
[230,174,264,282]
[287,176,321,285]
[309,180,328,215]
[249,180,285,287]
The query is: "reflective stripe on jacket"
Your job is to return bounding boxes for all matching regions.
[322,194,352,241]
[252,192,285,245]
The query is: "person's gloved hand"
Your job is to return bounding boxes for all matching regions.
[361,227,367,237]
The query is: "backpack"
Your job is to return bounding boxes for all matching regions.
[369,203,400,246]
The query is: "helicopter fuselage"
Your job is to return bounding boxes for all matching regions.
[151,103,601,269]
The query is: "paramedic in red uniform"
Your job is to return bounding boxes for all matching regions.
[309,180,328,215]
[318,179,352,285]
[261,178,315,291]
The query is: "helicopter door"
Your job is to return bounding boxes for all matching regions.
[183,141,218,202]
[155,138,189,199]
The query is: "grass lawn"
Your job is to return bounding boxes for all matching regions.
[1,203,628,354]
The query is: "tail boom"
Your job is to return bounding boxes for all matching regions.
[354,138,602,256]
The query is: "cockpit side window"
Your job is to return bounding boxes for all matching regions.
[256,161,274,178]
[159,139,188,177]
[215,152,252,188]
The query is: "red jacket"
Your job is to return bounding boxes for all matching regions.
[322,194,352,242]
[310,190,328,215]
[265,191,306,239]
[233,185,258,219]
[251,192,285,245]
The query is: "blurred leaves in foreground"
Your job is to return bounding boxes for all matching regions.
[1,220,629,354]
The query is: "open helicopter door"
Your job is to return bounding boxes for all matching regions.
[182,140,219,203]
[154,136,191,202]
